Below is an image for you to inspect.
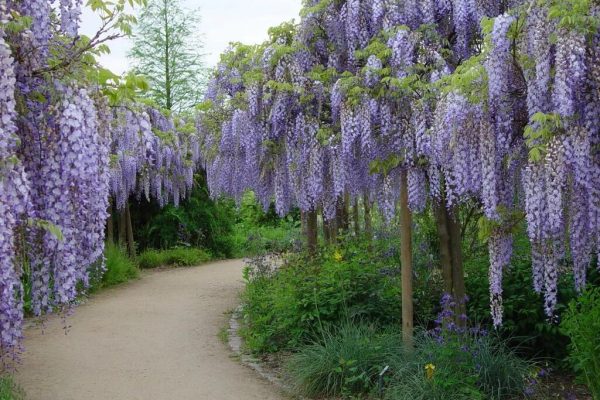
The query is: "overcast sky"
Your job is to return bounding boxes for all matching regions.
[81,0,301,75]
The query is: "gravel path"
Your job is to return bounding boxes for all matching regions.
[14,260,286,400]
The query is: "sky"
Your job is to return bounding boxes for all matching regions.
[81,0,302,75]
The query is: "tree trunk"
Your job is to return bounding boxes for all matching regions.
[106,200,114,244]
[307,210,318,256]
[125,204,136,258]
[335,198,344,236]
[118,207,127,247]
[322,209,332,245]
[342,192,350,232]
[364,191,372,243]
[400,170,414,348]
[435,203,454,295]
[301,211,307,238]
[434,198,467,327]
[448,207,467,326]
[353,198,360,237]
[163,0,172,110]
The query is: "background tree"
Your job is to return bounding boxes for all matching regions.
[129,0,207,112]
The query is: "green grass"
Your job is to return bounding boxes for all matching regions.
[0,376,24,400]
[100,243,140,287]
[286,322,404,398]
[285,319,532,400]
[229,221,301,258]
[137,247,213,269]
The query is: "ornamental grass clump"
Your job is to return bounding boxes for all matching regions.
[286,322,404,398]
[385,295,532,400]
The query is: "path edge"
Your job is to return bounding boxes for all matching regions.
[228,305,303,399]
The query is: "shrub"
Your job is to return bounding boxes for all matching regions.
[137,247,213,269]
[229,220,302,258]
[286,322,403,398]
[132,174,236,257]
[0,376,24,400]
[100,243,139,287]
[561,287,600,399]
[241,246,402,353]
[385,331,531,400]
[240,235,441,354]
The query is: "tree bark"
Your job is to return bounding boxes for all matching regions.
[342,192,350,232]
[434,198,467,327]
[353,198,360,238]
[400,170,414,348]
[364,191,373,243]
[448,207,467,326]
[125,204,136,258]
[435,203,454,295]
[106,199,114,244]
[118,207,127,247]
[322,209,332,245]
[306,210,318,256]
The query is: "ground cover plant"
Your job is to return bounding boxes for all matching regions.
[137,248,213,269]
[0,376,24,400]
[99,244,140,288]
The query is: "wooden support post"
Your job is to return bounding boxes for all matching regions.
[400,170,414,349]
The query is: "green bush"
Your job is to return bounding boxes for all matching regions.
[240,236,441,354]
[132,173,236,257]
[286,322,403,397]
[137,247,213,269]
[0,376,24,400]
[385,331,531,400]
[285,318,531,400]
[100,243,139,287]
[229,220,301,258]
[561,288,600,399]
[241,246,402,353]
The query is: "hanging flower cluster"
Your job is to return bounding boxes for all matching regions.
[199,0,600,327]
[0,0,198,362]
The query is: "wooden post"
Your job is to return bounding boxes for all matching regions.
[400,170,414,348]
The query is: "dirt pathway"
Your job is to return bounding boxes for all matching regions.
[14,260,286,400]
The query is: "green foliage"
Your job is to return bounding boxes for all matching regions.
[241,244,402,353]
[229,221,301,258]
[137,247,213,269]
[240,235,441,354]
[100,243,140,287]
[436,53,488,103]
[548,0,600,36]
[385,332,531,400]
[286,323,404,398]
[524,112,564,162]
[128,0,207,111]
[561,288,600,398]
[465,227,600,363]
[226,191,301,257]
[285,319,531,400]
[133,174,236,257]
[0,376,24,400]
